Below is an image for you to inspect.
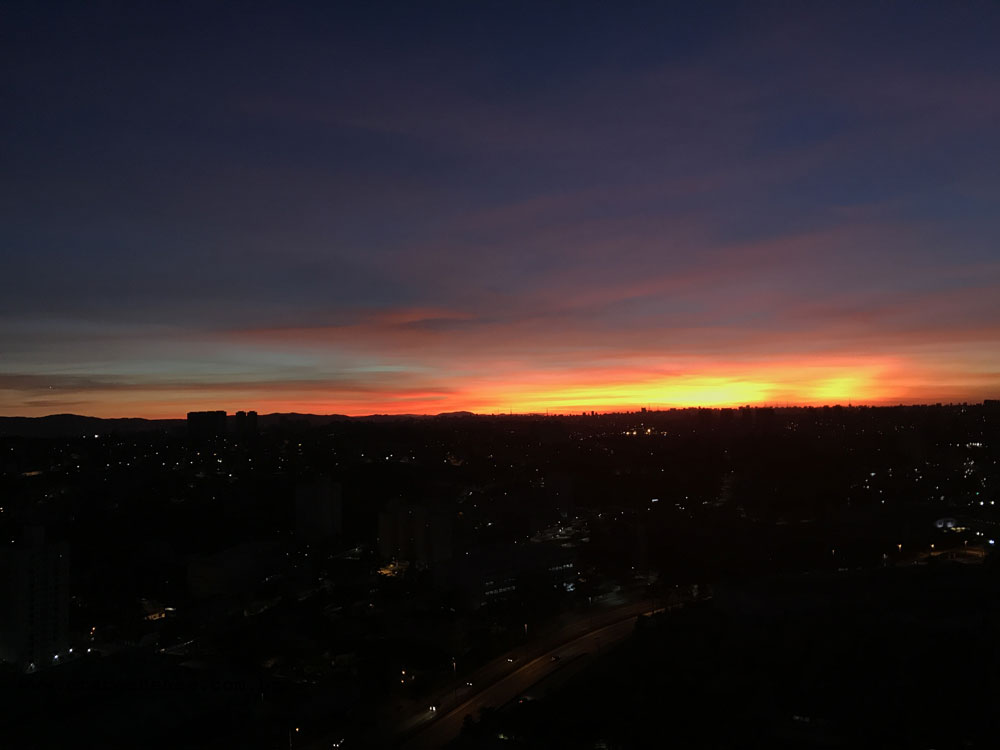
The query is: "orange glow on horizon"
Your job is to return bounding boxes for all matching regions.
[11,354,966,419]
[459,359,897,414]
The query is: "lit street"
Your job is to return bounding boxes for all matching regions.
[396,604,674,749]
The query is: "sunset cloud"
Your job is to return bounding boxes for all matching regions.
[2,3,998,417]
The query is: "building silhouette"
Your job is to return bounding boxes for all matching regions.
[0,527,70,672]
[294,476,343,544]
[234,410,258,437]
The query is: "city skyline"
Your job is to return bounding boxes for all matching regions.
[4,2,999,418]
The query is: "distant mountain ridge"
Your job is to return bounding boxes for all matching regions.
[0,410,479,437]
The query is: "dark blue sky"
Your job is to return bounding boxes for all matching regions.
[3,1,999,416]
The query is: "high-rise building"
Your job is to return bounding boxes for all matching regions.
[234,410,258,437]
[0,527,70,672]
[294,476,343,543]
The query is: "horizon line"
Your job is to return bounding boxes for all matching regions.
[2,399,996,422]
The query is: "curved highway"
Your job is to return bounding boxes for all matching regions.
[398,606,668,749]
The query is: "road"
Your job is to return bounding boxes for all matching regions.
[303,594,688,750]
[397,605,671,749]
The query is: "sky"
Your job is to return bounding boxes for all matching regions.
[2,1,999,418]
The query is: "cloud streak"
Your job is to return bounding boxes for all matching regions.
[1,3,999,416]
